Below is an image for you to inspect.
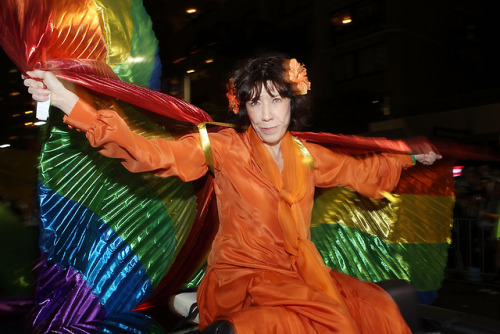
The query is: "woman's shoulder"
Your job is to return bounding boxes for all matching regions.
[211,127,245,142]
[302,140,335,156]
[208,127,249,151]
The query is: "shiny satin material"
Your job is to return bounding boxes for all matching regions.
[310,160,455,295]
[38,115,184,287]
[292,136,314,170]
[0,0,107,73]
[0,0,161,90]
[93,0,133,66]
[0,0,458,330]
[198,123,215,173]
[94,0,162,89]
[311,223,451,291]
[292,131,412,155]
[394,160,455,196]
[247,127,344,303]
[29,253,108,332]
[63,101,413,332]
[35,94,202,330]
[312,188,454,243]
[29,254,165,333]
[37,183,154,313]
[99,311,167,333]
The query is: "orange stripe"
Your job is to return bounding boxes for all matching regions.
[395,159,454,196]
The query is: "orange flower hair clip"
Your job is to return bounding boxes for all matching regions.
[287,58,311,95]
[226,78,240,114]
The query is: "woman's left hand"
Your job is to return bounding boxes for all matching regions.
[414,151,442,165]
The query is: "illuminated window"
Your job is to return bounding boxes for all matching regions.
[342,16,352,24]
[330,1,382,34]
[331,11,353,30]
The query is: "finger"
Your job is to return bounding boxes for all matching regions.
[27,86,50,97]
[26,69,49,79]
[30,93,51,102]
[23,78,45,89]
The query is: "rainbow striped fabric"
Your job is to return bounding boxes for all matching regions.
[311,161,455,303]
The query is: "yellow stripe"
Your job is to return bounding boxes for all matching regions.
[92,0,134,66]
[311,187,454,244]
[197,123,214,173]
[292,137,314,170]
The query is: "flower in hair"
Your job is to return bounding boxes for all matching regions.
[226,78,240,114]
[287,58,311,95]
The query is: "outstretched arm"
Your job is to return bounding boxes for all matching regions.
[308,142,442,198]
[23,70,209,181]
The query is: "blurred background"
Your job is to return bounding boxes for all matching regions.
[0,0,499,329]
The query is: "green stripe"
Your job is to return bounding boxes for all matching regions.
[39,108,197,287]
[311,223,449,291]
[111,0,159,87]
[312,187,454,243]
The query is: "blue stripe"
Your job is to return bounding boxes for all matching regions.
[38,182,154,314]
[98,312,165,334]
[150,48,162,91]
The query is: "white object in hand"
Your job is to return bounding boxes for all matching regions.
[36,93,50,120]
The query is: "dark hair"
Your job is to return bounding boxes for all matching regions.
[228,54,311,131]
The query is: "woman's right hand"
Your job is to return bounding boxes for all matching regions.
[23,70,78,116]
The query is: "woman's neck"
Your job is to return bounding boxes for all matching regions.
[265,142,284,172]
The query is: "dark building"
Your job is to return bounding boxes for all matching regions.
[0,51,40,151]
[145,0,500,146]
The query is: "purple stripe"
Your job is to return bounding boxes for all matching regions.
[28,254,107,333]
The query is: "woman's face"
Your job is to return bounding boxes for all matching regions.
[246,83,291,148]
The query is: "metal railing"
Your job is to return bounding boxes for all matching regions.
[447,218,499,281]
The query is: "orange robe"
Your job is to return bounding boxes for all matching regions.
[65,99,413,334]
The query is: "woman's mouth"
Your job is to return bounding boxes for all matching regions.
[260,126,278,134]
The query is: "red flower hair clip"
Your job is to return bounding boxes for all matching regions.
[287,58,311,95]
[226,78,240,114]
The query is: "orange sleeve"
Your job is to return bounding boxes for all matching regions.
[306,142,413,198]
[63,98,208,182]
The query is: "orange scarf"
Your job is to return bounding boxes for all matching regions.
[248,127,345,304]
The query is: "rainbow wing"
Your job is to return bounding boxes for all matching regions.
[311,160,455,303]
[1,0,215,332]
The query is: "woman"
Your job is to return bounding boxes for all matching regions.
[24,55,439,333]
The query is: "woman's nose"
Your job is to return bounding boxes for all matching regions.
[261,104,273,121]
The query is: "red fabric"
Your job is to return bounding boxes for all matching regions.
[396,160,455,196]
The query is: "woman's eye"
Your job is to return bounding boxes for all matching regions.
[273,98,281,103]
[250,101,258,106]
